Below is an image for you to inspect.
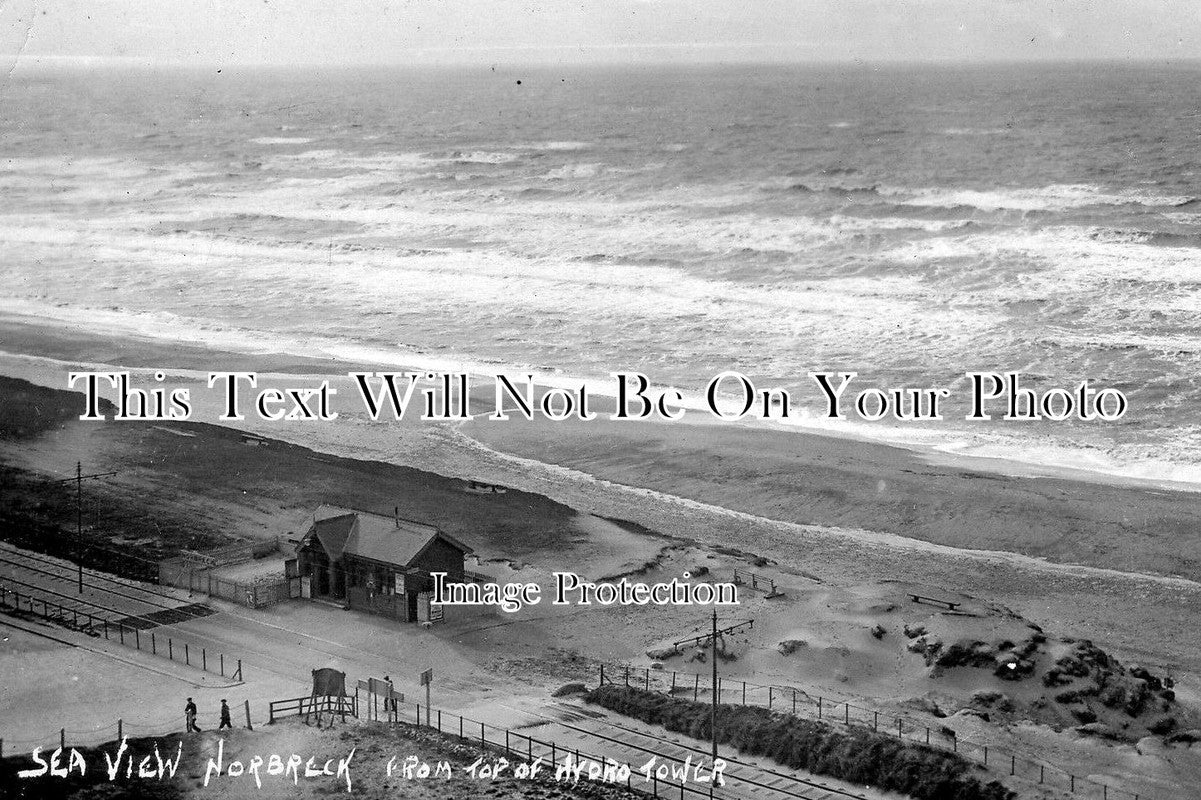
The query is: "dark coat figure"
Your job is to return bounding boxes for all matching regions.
[185,698,201,732]
[219,699,233,730]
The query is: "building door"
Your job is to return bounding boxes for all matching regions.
[407,591,419,623]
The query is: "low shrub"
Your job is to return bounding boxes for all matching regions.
[585,685,1013,800]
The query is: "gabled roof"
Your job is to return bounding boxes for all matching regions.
[303,504,472,567]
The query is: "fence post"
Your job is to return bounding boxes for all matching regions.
[624,666,630,686]
[169,638,173,660]
[505,730,510,756]
[118,719,122,740]
[104,618,108,639]
[185,643,189,665]
[984,746,988,766]
[792,689,796,714]
[135,628,139,649]
[119,624,125,645]
[1010,754,1015,776]
[221,653,225,676]
[818,696,822,719]
[844,702,849,724]
[236,659,242,681]
[873,711,878,731]
[898,718,902,738]
[152,633,156,655]
[480,722,485,748]
[768,686,772,709]
[1039,765,1044,783]
[742,681,746,705]
[245,700,253,730]
[1070,775,1075,792]
[60,728,65,751]
[671,672,676,694]
[694,674,699,701]
[600,664,605,685]
[203,648,207,672]
[645,668,650,692]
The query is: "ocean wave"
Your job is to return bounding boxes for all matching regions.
[891,184,1195,212]
[940,127,1012,136]
[770,178,1194,214]
[250,136,315,145]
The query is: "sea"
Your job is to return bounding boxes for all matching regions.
[3,63,1201,485]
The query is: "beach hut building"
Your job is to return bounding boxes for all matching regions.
[295,504,471,623]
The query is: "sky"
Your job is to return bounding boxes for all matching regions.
[2,0,1201,69]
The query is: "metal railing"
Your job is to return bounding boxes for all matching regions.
[0,584,243,681]
[601,662,1153,800]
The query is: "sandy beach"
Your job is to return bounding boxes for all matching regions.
[3,313,1201,796]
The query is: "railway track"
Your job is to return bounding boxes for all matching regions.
[493,700,889,800]
[0,544,215,630]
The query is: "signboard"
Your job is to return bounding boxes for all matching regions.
[394,573,405,595]
[419,668,433,686]
[420,591,444,623]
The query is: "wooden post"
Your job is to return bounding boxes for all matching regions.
[768,686,772,709]
[169,638,173,660]
[671,672,676,694]
[244,699,253,730]
[792,689,796,714]
[742,681,746,705]
[203,648,207,672]
[185,643,189,665]
[221,653,225,675]
[60,728,65,750]
[818,695,822,719]
[118,719,122,740]
[645,668,650,691]
[151,633,156,655]
[135,628,139,649]
[119,624,124,645]
[693,674,699,701]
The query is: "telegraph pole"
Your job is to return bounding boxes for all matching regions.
[709,610,753,772]
[51,462,118,593]
[710,608,718,767]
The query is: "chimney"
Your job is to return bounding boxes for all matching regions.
[394,505,399,528]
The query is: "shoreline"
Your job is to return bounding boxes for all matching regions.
[2,315,1201,585]
[2,307,1199,496]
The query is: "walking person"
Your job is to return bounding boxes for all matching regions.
[185,697,201,732]
[218,699,233,730]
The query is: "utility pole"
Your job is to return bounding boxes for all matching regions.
[710,608,718,768]
[709,610,753,771]
[50,462,118,593]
